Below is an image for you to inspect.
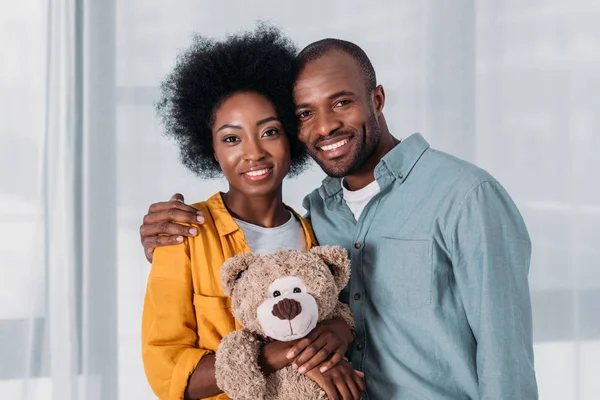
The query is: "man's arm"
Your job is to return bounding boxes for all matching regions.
[140,193,204,262]
[450,181,538,398]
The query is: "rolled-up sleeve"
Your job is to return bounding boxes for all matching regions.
[141,240,212,400]
[450,181,538,399]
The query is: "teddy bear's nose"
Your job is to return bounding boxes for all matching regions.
[272,298,302,320]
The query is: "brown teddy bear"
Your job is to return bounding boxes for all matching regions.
[214,246,355,400]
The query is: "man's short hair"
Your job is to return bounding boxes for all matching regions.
[295,38,377,91]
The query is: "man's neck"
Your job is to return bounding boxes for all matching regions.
[222,187,289,228]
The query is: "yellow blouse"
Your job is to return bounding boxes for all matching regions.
[141,192,317,400]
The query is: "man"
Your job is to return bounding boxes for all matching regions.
[141,39,538,399]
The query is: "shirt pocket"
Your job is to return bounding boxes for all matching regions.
[193,294,236,350]
[370,238,433,313]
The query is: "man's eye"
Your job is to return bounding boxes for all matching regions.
[297,111,311,120]
[336,100,351,107]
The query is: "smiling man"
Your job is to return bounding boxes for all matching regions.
[141,38,538,399]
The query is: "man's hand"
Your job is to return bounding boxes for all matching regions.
[304,359,364,400]
[139,193,205,262]
[287,318,353,374]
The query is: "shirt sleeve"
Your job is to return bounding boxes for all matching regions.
[450,181,538,399]
[141,240,213,400]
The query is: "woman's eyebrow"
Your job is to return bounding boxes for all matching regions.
[256,116,279,126]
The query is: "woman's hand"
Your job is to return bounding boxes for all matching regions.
[304,359,364,400]
[258,339,299,375]
[286,318,354,374]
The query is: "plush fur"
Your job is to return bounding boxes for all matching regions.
[214,246,354,400]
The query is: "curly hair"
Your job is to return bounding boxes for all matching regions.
[156,24,310,178]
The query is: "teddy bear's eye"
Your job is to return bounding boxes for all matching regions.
[293,287,301,293]
[273,290,281,297]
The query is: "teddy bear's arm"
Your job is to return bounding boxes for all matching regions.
[332,301,355,334]
[215,329,267,399]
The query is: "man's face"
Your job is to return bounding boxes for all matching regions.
[293,50,382,178]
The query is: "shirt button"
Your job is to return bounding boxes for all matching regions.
[353,293,361,301]
[398,173,404,179]
[354,242,361,249]
[357,343,364,351]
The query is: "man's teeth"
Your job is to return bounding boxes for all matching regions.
[320,139,349,151]
[245,168,270,177]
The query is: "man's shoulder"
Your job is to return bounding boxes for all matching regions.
[423,147,498,192]
[302,187,325,210]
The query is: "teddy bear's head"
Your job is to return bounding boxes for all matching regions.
[220,246,350,341]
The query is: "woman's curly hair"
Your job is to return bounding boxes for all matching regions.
[156,24,309,178]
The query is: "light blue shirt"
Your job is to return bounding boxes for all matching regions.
[303,133,538,399]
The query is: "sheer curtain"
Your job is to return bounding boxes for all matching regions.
[1,1,599,399]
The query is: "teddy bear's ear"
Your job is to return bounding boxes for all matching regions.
[309,245,351,291]
[220,252,260,296]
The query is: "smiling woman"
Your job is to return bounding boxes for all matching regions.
[212,91,292,200]
[141,24,358,400]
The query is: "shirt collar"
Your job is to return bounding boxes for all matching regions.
[206,192,318,249]
[206,192,239,236]
[318,132,430,199]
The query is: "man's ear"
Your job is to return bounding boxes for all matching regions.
[220,252,260,296]
[309,246,351,292]
[372,84,385,116]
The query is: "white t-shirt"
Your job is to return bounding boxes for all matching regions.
[233,211,306,255]
[342,179,381,221]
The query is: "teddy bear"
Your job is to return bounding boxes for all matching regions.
[214,245,355,400]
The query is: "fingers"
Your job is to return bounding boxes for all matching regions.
[296,342,331,373]
[345,376,362,400]
[140,217,199,238]
[338,364,362,400]
[169,193,185,202]
[319,350,344,373]
[291,333,328,371]
[326,367,355,400]
[145,204,204,226]
[322,381,339,400]
[286,333,315,360]
[144,247,154,263]
[141,232,184,250]
[352,369,365,393]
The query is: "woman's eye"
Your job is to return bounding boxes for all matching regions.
[293,287,301,293]
[263,129,278,137]
[223,136,239,143]
[273,290,281,297]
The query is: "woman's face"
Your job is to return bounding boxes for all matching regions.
[212,91,291,198]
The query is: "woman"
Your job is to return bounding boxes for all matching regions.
[142,25,361,400]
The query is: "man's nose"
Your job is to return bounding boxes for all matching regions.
[314,110,342,137]
[272,298,302,321]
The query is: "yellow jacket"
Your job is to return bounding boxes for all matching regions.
[142,192,317,400]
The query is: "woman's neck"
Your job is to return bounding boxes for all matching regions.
[222,187,289,228]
